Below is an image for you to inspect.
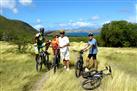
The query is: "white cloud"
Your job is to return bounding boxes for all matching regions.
[59,21,96,28]
[127,16,136,23]
[19,0,32,6]
[103,20,110,24]
[0,0,32,14]
[59,23,68,27]
[0,0,18,14]
[36,18,41,23]
[12,8,18,14]
[71,22,96,27]
[91,16,100,20]
[34,24,44,30]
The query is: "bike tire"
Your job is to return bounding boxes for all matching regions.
[54,65,57,73]
[75,62,82,78]
[53,55,58,73]
[36,56,42,72]
[82,76,101,90]
[43,54,51,70]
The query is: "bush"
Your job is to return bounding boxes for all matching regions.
[101,20,137,47]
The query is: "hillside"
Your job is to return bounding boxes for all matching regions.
[0,15,37,41]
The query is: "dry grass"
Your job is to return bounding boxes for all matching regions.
[41,42,137,91]
[0,41,137,91]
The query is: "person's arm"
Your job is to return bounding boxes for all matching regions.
[83,39,97,52]
[60,37,70,48]
[82,43,90,52]
[60,43,70,48]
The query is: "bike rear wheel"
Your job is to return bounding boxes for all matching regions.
[53,55,59,73]
[82,76,101,90]
[43,54,51,70]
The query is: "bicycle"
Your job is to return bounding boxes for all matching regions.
[73,50,84,78]
[36,48,51,72]
[82,66,112,90]
[52,48,60,73]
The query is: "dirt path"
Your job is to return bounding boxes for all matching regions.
[31,70,53,91]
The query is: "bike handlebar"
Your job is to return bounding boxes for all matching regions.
[72,50,84,54]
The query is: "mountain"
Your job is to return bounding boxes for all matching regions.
[65,27,101,33]
[0,15,37,41]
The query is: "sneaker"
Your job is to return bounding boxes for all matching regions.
[64,66,67,69]
[66,68,70,71]
[85,68,89,72]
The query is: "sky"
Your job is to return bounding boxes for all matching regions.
[0,0,137,30]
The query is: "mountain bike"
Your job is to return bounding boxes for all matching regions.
[82,66,112,90]
[36,48,51,72]
[53,48,60,73]
[73,50,84,78]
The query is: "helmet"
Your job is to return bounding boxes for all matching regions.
[88,32,93,36]
[40,28,44,33]
[60,30,65,34]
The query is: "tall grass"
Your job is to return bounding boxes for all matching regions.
[0,41,137,91]
[0,41,43,91]
[41,43,137,91]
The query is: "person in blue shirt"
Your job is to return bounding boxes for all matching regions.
[82,33,98,71]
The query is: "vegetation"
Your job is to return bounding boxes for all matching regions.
[1,41,137,91]
[101,20,137,47]
[0,15,37,52]
[0,15,137,91]
[41,42,137,91]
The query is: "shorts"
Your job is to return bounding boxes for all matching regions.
[88,54,97,60]
[60,50,70,61]
[34,43,45,54]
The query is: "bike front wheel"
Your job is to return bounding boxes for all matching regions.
[82,76,101,90]
[75,62,82,78]
[36,56,42,72]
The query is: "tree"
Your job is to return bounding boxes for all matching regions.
[101,20,137,47]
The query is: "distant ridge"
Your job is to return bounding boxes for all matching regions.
[0,15,37,41]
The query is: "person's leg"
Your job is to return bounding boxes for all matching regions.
[66,60,69,70]
[65,51,70,70]
[93,54,98,69]
[63,59,67,68]
[60,52,66,68]
[85,54,91,68]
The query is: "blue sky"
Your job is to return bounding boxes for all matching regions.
[0,0,137,30]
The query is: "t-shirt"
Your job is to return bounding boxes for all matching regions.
[35,33,45,46]
[59,36,69,52]
[88,38,98,54]
[51,38,59,49]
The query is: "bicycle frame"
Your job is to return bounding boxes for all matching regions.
[88,66,112,80]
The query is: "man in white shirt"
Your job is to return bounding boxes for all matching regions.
[59,30,70,71]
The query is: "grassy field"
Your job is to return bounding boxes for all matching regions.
[0,41,45,91]
[0,41,137,91]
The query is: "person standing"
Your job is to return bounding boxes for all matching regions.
[51,34,59,55]
[82,33,98,71]
[58,30,70,71]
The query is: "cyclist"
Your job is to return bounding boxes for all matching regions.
[34,28,50,61]
[59,30,70,71]
[82,33,98,72]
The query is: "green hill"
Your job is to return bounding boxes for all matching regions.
[0,15,37,42]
